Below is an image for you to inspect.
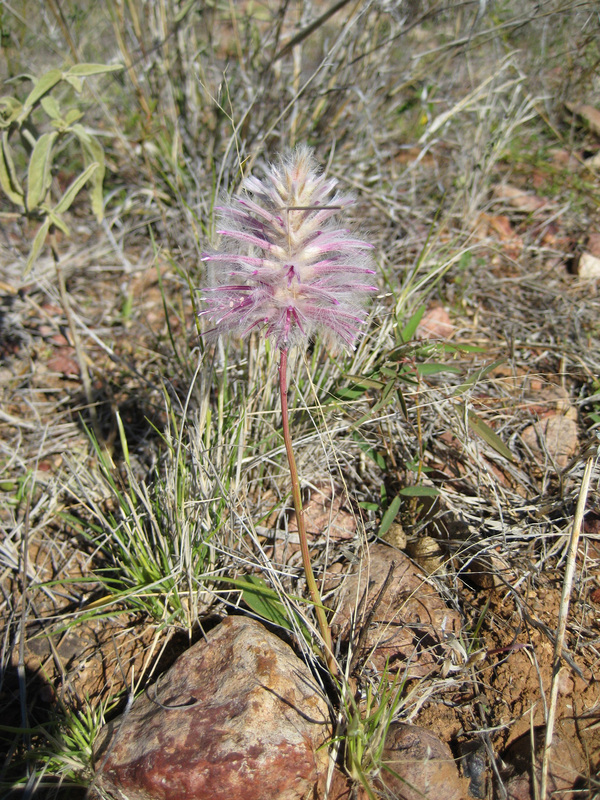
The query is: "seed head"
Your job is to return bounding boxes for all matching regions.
[200,147,376,351]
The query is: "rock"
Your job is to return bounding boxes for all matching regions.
[521,415,579,469]
[576,252,600,279]
[405,535,445,575]
[416,305,454,340]
[502,729,585,800]
[288,483,356,542]
[47,348,80,377]
[324,769,369,800]
[332,544,461,677]
[459,739,487,799]
[381,521,407,550]
[462,553,514,591]
[376,723,465,800]
[93,616,330,800]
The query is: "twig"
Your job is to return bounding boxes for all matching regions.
[540,455,595,799]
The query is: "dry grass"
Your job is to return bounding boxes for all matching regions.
[1,1,600,797]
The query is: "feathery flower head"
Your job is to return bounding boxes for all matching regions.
[200,146,376,351]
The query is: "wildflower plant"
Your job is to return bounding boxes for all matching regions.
[201,147,376,674]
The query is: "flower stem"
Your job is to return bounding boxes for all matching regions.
[279,348,337,676]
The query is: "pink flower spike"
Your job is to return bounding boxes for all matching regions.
[200,146,376,351]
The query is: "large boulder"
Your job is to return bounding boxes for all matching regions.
[93,615,331,800]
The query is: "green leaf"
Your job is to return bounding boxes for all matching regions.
[359,501,379,512]
[40,96,61,120]
[0,133,24,206]
[26,131,57,210]
[20,69,62,117]
[453,359,505,396]
[378,495,402,538]
[46,210,70,236]
[64,108,84,126]
[63,75,83,93]
[54,161,99,214]
[333,383,371,402]
[71,124,105,221]
[0,95,23,127]
[467,409,517,463]
[24,217,51,275]
[65,63,124,77]
[353,436,387,470]
[447,343,486,354]
[416,362,462,377]
[400,304,426,343]
[343,373,385,390]
[224,574,302,633]
[398,485,440,497]
[115,411,130,468]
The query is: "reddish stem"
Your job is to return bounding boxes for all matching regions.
[279,348,336,675]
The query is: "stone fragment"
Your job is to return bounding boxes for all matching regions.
[405,535,445,575]
[288,483,356,542]
[333,544,461,677]
[459,739,487,799]
[521,415,579,468]
[376,723,465,800]
[462,553,514,591]
[381,521,407,550]
[416,305,454,340]
[47,348,80,377]
[576,252,600,279]
[93,616,330,800]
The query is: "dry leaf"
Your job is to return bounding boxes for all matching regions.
[566,102,600,137]
[493,183,548,213]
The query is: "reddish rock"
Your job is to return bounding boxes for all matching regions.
[47,347,80,377]
[288,483,356,542]
[332,544,461,677]
[376,723,465,800]
[416,305,454,340]
[521,415,579,468]
[93,616,330,800]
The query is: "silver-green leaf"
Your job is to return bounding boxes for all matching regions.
[54,161,99,215]
[71,123,105,221]
[27,131,57,211]
[0,132,24,206]
[65,63,124,77]
[19,69,62,118]
[25,217,51,275]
